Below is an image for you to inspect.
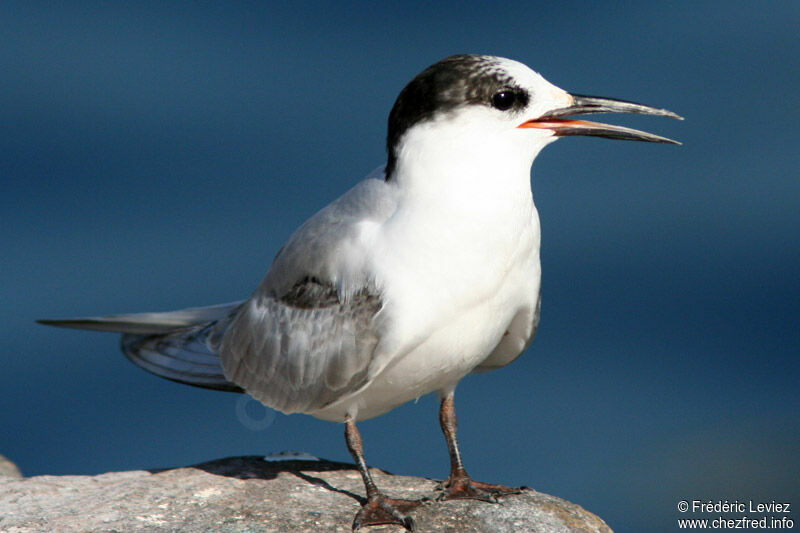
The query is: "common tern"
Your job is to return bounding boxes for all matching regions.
[40,54,681,531]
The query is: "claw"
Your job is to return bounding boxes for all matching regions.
[437,473,522,503]
[352,495,420,531]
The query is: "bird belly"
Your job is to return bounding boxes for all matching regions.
[310,260,541,422]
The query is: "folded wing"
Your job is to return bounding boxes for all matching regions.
[220,277,383,414]
[38,303,244,392]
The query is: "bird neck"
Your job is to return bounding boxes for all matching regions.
[389,119,540,215]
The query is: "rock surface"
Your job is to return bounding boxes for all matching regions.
[0,456,613,532]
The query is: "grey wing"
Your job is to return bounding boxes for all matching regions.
[37,302,243,335]
[219,278,383,415]
[39,302,245,392]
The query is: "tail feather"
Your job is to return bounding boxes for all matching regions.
[38,302,244,393]
[122,325,243,393]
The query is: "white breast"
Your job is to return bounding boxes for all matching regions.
[311,165,541,420]
[309,104,550,422]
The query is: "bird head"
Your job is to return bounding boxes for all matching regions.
[385,55,681,181]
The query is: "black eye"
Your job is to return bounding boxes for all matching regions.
[491,90,517,111]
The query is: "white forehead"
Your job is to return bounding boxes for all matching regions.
[491,56,571,112]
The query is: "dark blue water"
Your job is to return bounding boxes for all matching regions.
[2,3,798,531]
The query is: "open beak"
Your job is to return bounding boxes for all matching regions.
[518,94,683,145]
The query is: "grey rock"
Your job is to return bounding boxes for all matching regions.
[0,455,22,478]
[0,456,613,532]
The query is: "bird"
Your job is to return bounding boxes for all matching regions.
[39,54,680,531]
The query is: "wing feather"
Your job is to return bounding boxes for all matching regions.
[37,302,242,335]
[220,278,382,414]
[39,303,244,392]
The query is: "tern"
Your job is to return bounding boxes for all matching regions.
[40,54,680,530]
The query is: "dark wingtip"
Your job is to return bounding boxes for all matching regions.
[36,318,97,330]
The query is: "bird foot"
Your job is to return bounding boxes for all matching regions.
[436,474,523,503]
[352,494,421,531]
